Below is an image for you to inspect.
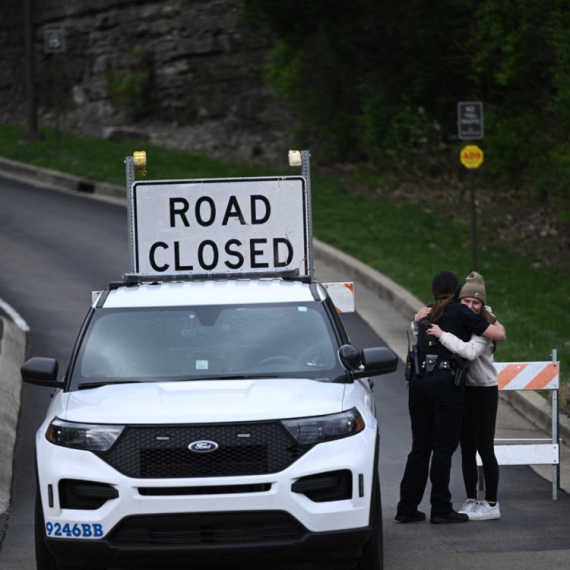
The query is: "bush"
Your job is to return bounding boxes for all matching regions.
[105,52,153,121]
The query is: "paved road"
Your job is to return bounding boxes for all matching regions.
[0,174,569,570]
[0,177,129,569]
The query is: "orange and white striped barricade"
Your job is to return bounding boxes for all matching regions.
[323,282,355,313]
[476,349,560,499]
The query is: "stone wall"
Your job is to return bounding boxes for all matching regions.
[0,0,293,163]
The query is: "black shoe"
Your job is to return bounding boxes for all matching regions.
[430,509,469,524]
[395,510,426,523]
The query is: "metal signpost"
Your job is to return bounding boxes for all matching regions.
[458,102,484,272]
[460,145,484,271]
[44,25,66,153]
[23,0,41,141]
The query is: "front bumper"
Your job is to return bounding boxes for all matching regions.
[37,424,378,566]
[46,516,371,568]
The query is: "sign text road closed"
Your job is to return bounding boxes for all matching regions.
[460,145,484,169]
[130,177,309,276]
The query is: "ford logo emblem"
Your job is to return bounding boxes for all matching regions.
[188,440,219,453]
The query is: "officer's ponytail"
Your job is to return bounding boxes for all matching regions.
[428,271,460,323]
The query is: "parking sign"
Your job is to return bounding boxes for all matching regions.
[458,101,483,140]
[44,25,66,54]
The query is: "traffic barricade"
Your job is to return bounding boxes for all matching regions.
[477,349,560,500]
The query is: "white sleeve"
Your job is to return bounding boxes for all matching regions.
[411,320,419,338]
[439,331,489,361]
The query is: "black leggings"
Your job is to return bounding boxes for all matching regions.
[460,385,499,503]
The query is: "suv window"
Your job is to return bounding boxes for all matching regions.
[70,301,347,389]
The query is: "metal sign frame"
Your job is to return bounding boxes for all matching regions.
[123,150,315,282]
[124,153,315,282]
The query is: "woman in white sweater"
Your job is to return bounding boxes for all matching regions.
[425,272,504,521]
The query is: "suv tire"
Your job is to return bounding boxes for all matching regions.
[357,456,384,569]
[35,489,59,570]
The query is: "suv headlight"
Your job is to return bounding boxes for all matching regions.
[282,408,365,445]
[46,418,124,451]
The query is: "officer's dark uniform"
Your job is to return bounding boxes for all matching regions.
[397,302,490,519]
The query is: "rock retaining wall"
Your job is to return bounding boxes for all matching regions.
[0,0,291,162]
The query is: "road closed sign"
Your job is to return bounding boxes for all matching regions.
[130,177,309,276]
[460,145,484,169]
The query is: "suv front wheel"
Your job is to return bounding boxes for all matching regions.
[357,465,384,570]
[35,489,60,570]
[35,488,99,570]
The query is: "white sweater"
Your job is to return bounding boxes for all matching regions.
[411,320,497,387]
[438,332,497,387]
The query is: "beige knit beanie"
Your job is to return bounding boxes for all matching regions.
[459,271,486,304]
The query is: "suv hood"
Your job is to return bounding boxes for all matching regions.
[62,379,346,424]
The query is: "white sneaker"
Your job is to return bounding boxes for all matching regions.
[468,500,500,521]
[458,498,478,514]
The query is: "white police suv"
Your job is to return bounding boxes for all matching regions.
[22,153,398,570]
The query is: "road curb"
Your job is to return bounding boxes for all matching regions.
[0,156,125,199]
[0,156,568,468]
[313,239,424,320]
[0,317,27,514]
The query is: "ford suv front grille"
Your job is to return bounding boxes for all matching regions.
[95,422,310,478]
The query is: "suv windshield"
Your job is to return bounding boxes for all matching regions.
[70,301,346,389]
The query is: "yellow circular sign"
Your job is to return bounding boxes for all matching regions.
[460,145,484,169]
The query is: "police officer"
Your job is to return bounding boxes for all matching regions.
[395,271,506,524]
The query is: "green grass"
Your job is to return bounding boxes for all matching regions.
[1,125,274,183]
[1,124,567,381]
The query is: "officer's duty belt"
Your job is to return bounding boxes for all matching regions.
[421,355,456,375]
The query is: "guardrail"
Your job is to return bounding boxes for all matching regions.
[477,349,560,499]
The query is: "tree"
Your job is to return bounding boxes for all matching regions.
[242,0,570,205]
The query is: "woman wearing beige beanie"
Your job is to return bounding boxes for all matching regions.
[426,271,504,521]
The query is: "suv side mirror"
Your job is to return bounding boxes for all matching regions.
[21,357,65,388]
[339,344,361,372]
[353,347,398,378]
